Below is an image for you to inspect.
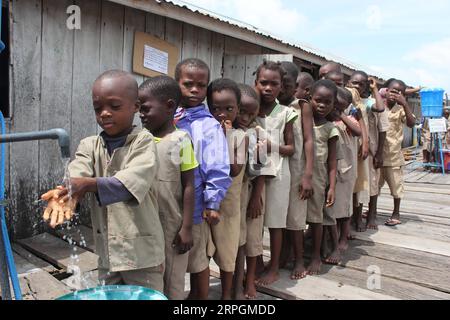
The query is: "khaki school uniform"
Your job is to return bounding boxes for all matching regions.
[347,88,370,205]
[239,124,274,257]
[255,104,298,229]
[154,130,198,300]
[323,119,359,225]
[379,104,413,199]
[69,128,165,292]
[367,109,389,197]
[287,99,308,231]
[307,122,339,224]
[210,129,246,272]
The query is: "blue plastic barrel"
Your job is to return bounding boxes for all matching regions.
[56,285,168,300]
[420,88,444,117]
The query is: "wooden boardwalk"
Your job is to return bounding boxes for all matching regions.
[4,164,450,300]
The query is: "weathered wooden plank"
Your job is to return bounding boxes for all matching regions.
[62,270,99,291]
[39,0,74,199]
[164,17,183,64]
[123,7,145,83]
[17,233,98,273]
[100,0,124,72]
[223,55,245,84]
[353,228,450,257]
[145,11,165,40]
[14,253,72,300]
[71,0,101,160]
[210,32,224,81]
[181,23,197,60]
[55,224,95,252]
[256,269,398,300]
[12,243,58,274]
[244,55,261,85]
[9,0,42,239]
[196,27,212,67]
[377,197,450,219]
[224,36,262,55]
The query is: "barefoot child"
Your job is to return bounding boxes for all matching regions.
[254,60,297,286]
[174,59,232,300]
[323,88,361,265]
[138,76,198,300]
[233,84,274,299]
[378,79,415,226]
[306,79,339,275]
[206,78,247,300]
[42,70,165,291]
[346,71,385,232]
[286,71,315,280]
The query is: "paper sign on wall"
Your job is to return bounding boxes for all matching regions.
[429,118,447,133]
[144,45,169,75]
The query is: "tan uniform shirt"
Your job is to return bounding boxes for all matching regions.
[69,127,164,272]
[383,104,407,167]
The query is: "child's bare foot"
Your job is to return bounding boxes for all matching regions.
[324,249,341,265]
[256,269,279,286]
[244,283,258,300]
[355,217,367,232]
[338,241,349,253]
[290,261,307,280]
[366,218,378,230]
[307,258,322,275]
[255,256,265,277]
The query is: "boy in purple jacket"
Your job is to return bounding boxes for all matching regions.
[174,58,232,300]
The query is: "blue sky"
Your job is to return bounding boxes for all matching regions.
[179,0,450,95]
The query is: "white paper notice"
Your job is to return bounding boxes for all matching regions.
[429,118,447,133]
[143,45,169,74]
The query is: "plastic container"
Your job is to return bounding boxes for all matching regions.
[443,150,450,171]
[420,88,445,117]
[56,285,168,300]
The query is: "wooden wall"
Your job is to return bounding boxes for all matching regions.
[6,0,279,239]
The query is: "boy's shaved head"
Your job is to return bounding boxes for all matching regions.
[94,70,138,101]
[280,61,299,80]
[319,62,342,79]
[175,58,210,82]
[298,72,314,87]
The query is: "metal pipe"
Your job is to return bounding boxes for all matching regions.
[0,128,70,158]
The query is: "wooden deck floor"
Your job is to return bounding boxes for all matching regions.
[4,162,450,300]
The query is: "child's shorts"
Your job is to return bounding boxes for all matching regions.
[240,180,265,257]
[98,264,164,293]
[379,166,404,199]
[210,206,241,273]
[368,154,381,197]
[187,220,213,274]
[163,233,189,300]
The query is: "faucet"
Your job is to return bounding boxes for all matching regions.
[0,128,70,158]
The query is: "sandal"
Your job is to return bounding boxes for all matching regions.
[385,218,402,226]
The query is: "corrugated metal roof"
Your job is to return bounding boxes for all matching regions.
[165,0,381,76]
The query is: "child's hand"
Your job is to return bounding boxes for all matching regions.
[41,188,76,228]
[373,152,384,169]
[354,109,363,121]
[388,89,408,107]
[299,176,313,200]
[359,142,369,160]
[368,77,378,92]
[204,209,221,226]
[326,188,335,208]
[57,177,96,203]
[247,194,263,219]
[173,226,193,254]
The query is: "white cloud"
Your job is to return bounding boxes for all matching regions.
[178,0,308,40]
[403,37,450,71]
[366,5,382,31]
